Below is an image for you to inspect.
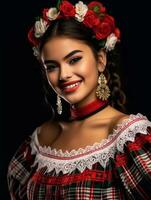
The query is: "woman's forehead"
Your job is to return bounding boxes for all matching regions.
[41,37,90,59]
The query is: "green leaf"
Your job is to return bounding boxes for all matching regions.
[98,39,106,48]
[35,16,40,21]
[93,6,100,13]
[56,0,61,9]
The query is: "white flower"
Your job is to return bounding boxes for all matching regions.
[105,33,118,51]
[75,14,84,22]
[46,8,60,20]
[32,47,40,57]
[75,1,88,22]
[34,18,48,38]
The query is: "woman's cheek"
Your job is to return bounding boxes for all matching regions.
[47,72,58,85]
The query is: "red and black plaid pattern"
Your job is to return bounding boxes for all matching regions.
[8,129,151,199]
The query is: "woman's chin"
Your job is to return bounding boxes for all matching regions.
[62,95,84,105]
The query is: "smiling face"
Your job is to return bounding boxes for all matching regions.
[41,36,106,107]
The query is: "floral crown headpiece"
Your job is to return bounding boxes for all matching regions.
[28,0,120,57]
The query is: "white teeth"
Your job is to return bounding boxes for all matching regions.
[65,82,81,89]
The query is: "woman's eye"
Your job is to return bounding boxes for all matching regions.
[46,65,58,72]
[69,57,82,65]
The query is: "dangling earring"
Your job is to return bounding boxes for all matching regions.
[96,73,110,100]
[56,95,62,115]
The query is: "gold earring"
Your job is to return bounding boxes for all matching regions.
[56,95,62,115]
[96,73,110,100]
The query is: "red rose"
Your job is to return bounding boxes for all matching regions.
[60,1,75,17]
[103,15,115,27]
[88,1,106,13]
[114,28,120,39]
[28,27,39,46]
[93,14,115,39]
[42,8,49,22]
[83,10,100,28]
[93,22,113,39]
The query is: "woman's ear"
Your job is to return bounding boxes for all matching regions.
[97,49,107,72]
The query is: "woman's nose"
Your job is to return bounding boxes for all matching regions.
[59,65,72,81]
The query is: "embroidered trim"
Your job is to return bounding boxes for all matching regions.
[30,113,151,174]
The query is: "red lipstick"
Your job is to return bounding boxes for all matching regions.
[60,80,82,93]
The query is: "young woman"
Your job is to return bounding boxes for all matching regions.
[7,1,151,199]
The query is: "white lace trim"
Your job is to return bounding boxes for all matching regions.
[30,113,151,174]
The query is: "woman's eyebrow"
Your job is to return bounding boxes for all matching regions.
[44,50,83,64]
[63,50,83,60]
[44,60,57,65]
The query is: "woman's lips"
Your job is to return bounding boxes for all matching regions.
[60,80,82,93]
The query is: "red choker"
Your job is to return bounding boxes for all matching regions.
[70,99,109,121]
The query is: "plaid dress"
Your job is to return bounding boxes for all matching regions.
[8,113,151,200]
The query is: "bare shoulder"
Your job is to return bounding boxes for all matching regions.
[106,106,129,133]
[38,120,61,146]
